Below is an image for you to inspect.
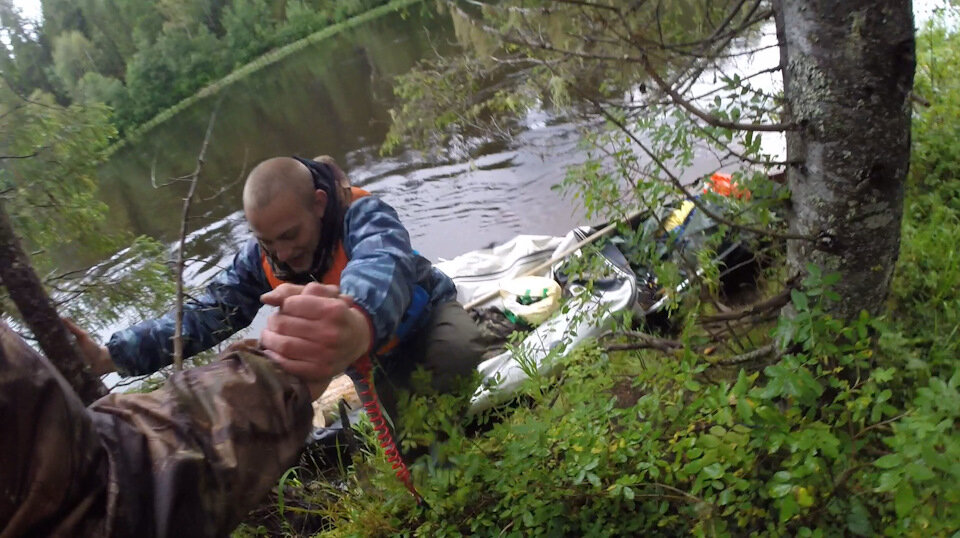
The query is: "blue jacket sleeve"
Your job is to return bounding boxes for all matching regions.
[339,196,418,350]
[106,240,270,376]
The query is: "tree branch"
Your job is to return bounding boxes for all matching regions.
[709,342,777,365]
[640,54,792,132]
[0,200,107,404]
[552,0,623,13]
[173,101,220,370]
[853,412,908,440]
[0,149,43,161]
[604,331,684,353]
[593,103,816,242]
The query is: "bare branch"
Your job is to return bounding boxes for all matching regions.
[150,155,176,189]
[909,91,931,107]
[0,149,43,161]
[552,0,623,13]
[853,413,909,440]
[661,0,765,52]
[709,342,777,365]
[173,100,221,370]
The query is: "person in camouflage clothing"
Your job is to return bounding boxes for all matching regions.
[68,155,483,422]
[0,284,355,537]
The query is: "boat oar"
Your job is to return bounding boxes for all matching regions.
[463,208,648,310]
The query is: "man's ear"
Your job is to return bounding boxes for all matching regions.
[313,189,328,218]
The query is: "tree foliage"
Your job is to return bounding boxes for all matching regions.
[0,1,57,97]
[384,0,915,322]
[51,30,100,96]
[0,81,174,334]
[1,0,399,135]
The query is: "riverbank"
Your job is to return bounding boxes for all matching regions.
[232,12,960,537]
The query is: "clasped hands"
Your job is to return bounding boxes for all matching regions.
[260,283,372,398]
[64,283,372,400]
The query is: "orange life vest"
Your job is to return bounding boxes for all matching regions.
[261,187,370,289]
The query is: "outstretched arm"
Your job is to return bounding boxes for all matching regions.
[0,320,315,537]
[103,240,271,376]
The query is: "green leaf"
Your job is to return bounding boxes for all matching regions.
[874,454,903,469]
[821,272,841,287]
[773,471,792,482]
[894,483,917,517]
[702,463,724,479]
[587,472,601,488]
[791,289,809,311]
[699,435,720,449]
[875,471,902,493]
[683,459,705,475]
[846,498,874,536]
[779,494,799,522]
[905,462,935,481]
[796,487,814,508]
[770,483,793,498]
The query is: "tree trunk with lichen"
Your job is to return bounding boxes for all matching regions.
[774,0,915,319]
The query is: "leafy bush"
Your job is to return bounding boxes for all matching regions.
[240,10,960,538]
[264,263,955,536]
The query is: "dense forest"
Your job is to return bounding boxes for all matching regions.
[0,0,392,133]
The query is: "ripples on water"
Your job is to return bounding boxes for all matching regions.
[354,117,587,261]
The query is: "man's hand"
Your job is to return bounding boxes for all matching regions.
[61,318,116,376]
[260,283,372,397]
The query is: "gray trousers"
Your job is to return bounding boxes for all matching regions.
[348,301,483,431]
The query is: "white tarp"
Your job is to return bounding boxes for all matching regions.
[436,227,639,413]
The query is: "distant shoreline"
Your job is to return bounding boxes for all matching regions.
[107,0,424,157]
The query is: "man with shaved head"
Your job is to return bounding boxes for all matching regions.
[69,155,483,429]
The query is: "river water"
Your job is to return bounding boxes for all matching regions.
[93,6,591,273]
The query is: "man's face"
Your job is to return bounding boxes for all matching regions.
[246,190,325,273]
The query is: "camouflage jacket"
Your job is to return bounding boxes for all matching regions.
[107,195,456,376]
[0,322,313,538]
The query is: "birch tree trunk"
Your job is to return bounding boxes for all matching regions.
[775,0,916,319]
